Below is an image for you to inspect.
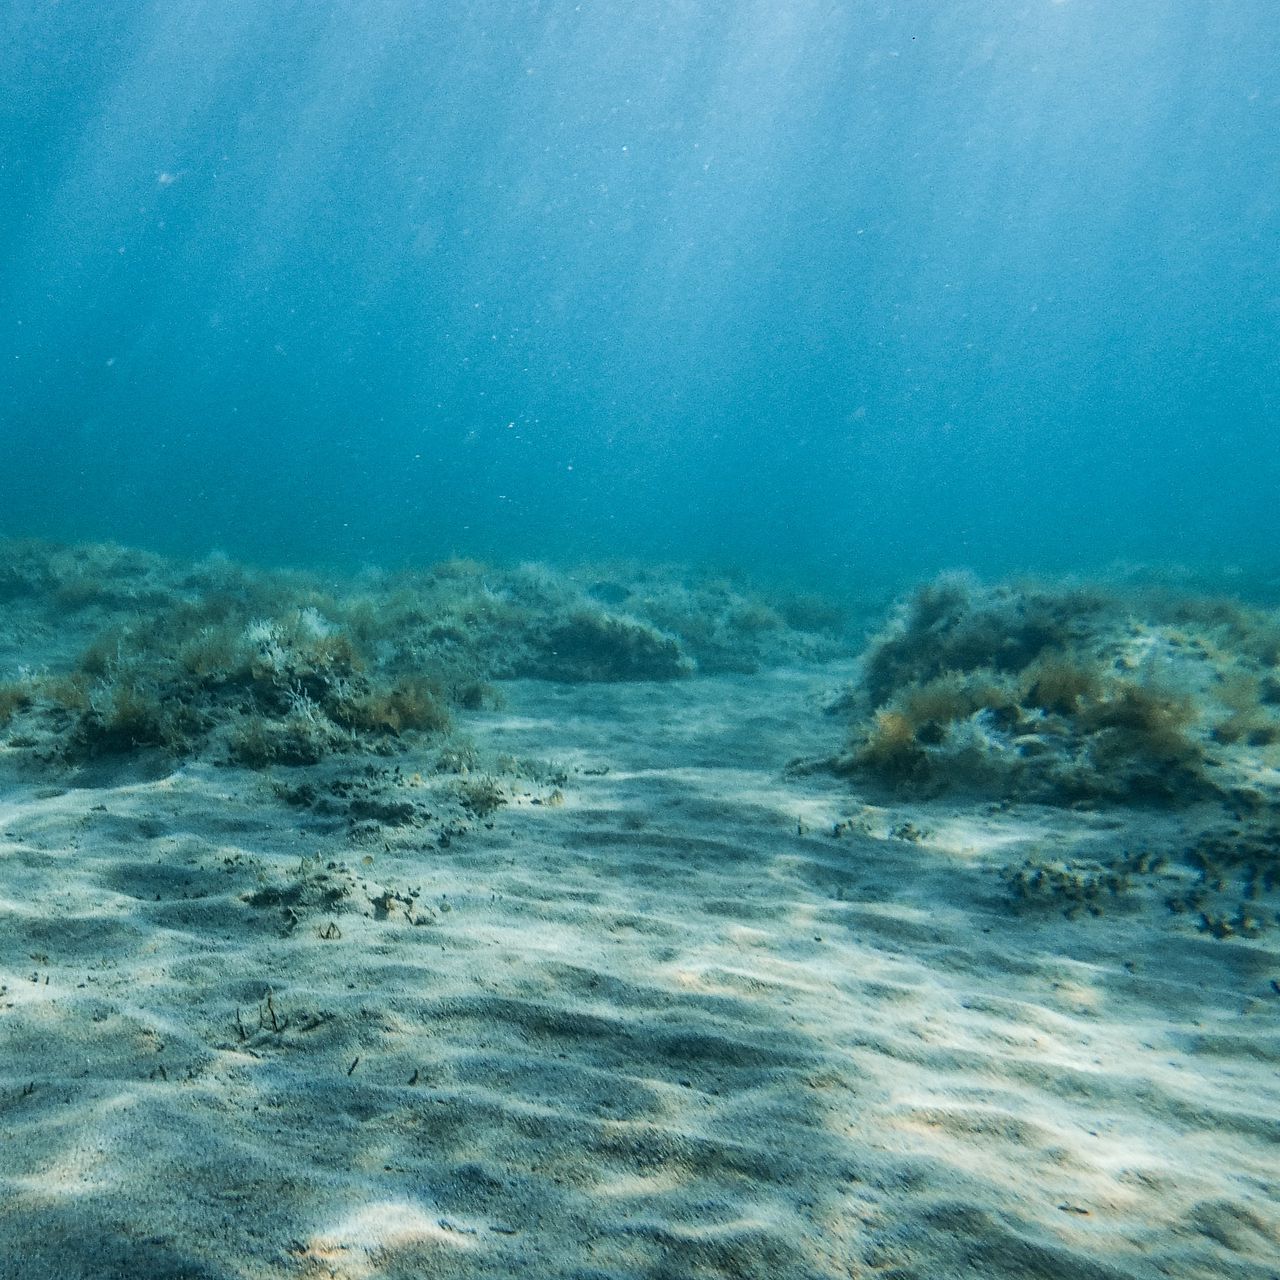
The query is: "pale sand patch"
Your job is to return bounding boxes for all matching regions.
[1,666,1277,1279]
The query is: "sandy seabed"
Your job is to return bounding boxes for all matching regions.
[1,665,1278,1280]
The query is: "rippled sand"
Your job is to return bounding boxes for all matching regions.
[2,667,1277,1279]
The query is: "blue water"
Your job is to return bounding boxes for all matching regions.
[2,0,1277,586]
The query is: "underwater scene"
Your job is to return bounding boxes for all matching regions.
[2,3,1279,1278]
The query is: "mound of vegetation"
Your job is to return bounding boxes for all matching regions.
[0,539,847,769]
[827,572,1280,805]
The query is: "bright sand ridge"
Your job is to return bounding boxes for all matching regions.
[1,666,1277,1279]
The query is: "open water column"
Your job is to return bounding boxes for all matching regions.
[1,0,1277,580]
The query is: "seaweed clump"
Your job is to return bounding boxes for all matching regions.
[1001,856,1137,919]
[517,611,692,682]
[10,581,457,768]
[861,573,1105,704]
[829,573,1258,805]
[1167,826,1280,939]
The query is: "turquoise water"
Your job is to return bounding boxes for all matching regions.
[2,1,1277,585]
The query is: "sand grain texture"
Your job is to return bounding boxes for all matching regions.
[2,668,1278,1279]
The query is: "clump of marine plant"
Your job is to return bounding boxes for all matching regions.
[0,682,33,727]
[826,572,1280,805]
[55,598,456,767]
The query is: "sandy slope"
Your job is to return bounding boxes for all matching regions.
[1,665,1278,1280]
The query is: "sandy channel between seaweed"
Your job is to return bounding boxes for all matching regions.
[1,666,1278,1280]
